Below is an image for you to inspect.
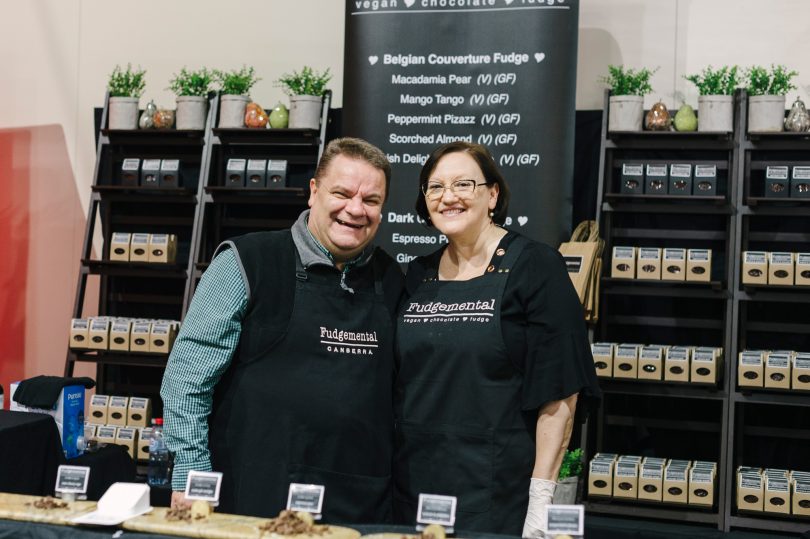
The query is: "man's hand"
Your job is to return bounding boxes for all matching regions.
[171,491,192,509]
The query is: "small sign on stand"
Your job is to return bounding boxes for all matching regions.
[287,483,325,520]
[545,504,584,538]
[185,471,223,507]
[55,465,90,501]
[416,493,456,534]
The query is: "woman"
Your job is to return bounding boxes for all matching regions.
[393,142,600,537]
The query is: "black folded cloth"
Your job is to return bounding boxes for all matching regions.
[12,376,95,409]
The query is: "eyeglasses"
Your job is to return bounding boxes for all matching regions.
[422,179,488,200]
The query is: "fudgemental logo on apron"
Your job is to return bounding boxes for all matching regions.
[319,327,379,356]
[402,298,496,324]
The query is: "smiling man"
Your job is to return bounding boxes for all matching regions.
[160,138,403,522]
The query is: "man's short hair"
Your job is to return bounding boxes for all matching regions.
[314,137,392,200]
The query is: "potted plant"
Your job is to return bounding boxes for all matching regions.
[107,64,146,130]
[684,65,741,133]
[276,66,332,130]
[601,65,656,132]
[552,448,584,505]
[746,64,798,133]
[168,67,215,130]
[216,66,261,128]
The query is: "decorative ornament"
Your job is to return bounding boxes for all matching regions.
[645,100,672,131]
[139,100,157,129]
[673,103,698,132]
[784,97,810,132]
[153,108,175,129]
[269,102,290,129]
[245,102,268,128]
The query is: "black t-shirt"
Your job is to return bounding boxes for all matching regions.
[403,230,601,415]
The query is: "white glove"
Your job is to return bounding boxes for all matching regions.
[522,478,556,539]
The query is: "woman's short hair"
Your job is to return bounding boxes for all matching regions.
[415,141,511,226]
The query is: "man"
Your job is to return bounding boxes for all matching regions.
[161,138,403,523]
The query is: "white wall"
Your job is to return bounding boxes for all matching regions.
[4,0,810,193]
[1,0,810,379]
[577,0,810,111]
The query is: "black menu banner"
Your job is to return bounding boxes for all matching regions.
[344,0,579,263]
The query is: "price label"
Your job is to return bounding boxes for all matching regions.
[55,465,90,495]
[287,483,325,517]
[416,493,456,527]
[185,471,223,503]
[545,505,584,536]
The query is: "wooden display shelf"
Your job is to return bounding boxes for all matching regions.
[744,320,810,334]
[606,131,734,152]
[598,378,725,400]
[581,88,810,534]
[585,500,719,525]
[738,285,810,303]
[107,292,185,305]
[601,277,727,297]
[101,128,205,146]
[745,196,810,209]
[732,389,810,407]
[604,413,721,433]
[602,195,729,214]
[740,204,810,218]
[68,350,169,367]
[212,127,320,145]
[81,259,187,278]
[746,131,810,142]
[727,514,810,534]
[609,227,726,241]
[204,186,307,205]
[92,185,197,203]
[603,315,724,330]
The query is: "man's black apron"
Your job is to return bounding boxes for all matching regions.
[209,235,394,523]
[393,235,534,535]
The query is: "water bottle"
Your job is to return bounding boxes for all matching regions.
[147,418,171,487]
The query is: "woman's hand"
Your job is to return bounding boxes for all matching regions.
[523,393,579,537]
[522,477,556,538]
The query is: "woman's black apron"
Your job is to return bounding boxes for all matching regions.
[394,235,534,535]
[209,234,394,523]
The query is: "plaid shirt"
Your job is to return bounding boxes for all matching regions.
[160,248,246,491]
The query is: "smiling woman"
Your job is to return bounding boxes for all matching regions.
[393,141,601,536]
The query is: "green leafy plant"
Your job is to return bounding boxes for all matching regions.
[685,65,741,95]
[600,65,657,96]
[168,67,216,97]
[216,66,261,96]
[108,64,146,98]
[745,64,798,96]
[558,448,584,481]
[276,66,332,97]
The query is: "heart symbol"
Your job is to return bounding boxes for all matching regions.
[404,0,415,6]
[518,216,528,226]
[534,53,545,63]
[368,56,379,66]
[463,317,468,321]
[504,0,514,4]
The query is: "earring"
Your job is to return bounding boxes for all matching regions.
[489,211,494,218]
